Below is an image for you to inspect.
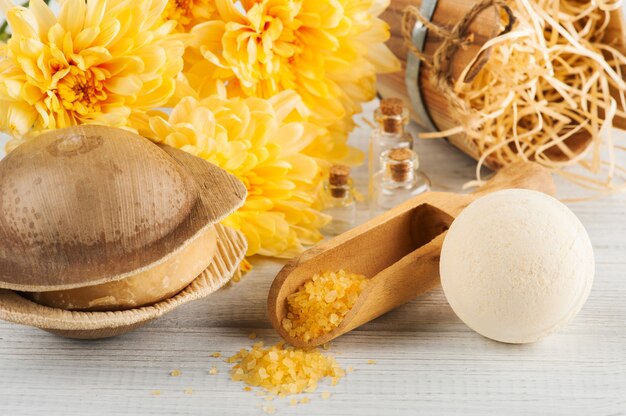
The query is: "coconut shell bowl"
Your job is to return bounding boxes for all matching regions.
[0,125,247,339]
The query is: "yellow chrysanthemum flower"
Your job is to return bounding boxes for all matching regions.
[184,0,400,163]
[162,0,217,32]
[135,90,329,257]
[0,0,184,143]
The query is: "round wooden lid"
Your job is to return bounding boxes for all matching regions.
[0,125,246,291]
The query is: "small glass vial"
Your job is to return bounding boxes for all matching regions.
[321,165,356,236]
[369,98,413,184]
[372,148,431,213]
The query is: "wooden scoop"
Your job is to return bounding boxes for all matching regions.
[268,161,556,348]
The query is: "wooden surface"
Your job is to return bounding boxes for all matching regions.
[1,102,625,415]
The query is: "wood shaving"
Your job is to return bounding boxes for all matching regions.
[419,0,626,198]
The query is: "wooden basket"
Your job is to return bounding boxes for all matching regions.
[378,0,626,169]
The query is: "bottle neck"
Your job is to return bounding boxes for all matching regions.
[380,149,418,185]
[380,118,404,134]
[374,108,408,135]
[383,167,415,187]
[325,181,352,200]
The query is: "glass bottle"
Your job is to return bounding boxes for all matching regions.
[368,98,413,200]
[321,165,356,236]
[372,148,431,213]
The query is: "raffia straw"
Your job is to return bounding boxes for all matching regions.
[403,0,626,199]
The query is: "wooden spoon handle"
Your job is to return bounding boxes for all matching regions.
[473,161,556,198]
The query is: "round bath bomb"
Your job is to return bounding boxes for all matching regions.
[440,189,594,343]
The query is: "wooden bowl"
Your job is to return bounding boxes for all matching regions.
[0,224,246,339]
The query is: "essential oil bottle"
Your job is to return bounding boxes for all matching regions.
[369,98,413,183]
[372,148,430,213]
[321,165,356,236]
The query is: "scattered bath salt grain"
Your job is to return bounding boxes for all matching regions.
[211,352,222,358]
[262,404,276,415]
[228,341,345,396]
[249,332,257,340]
[151,390,161,396]
[321,391,331,400]
[184,388,193,395]
[367,360,377,365]
[347,366,354,373]
[300,397,310,404]
[208,367,219,375]
[289,398,298,406]
[244,387,253,392]
[170,369,182,377]
[282,270,368,342]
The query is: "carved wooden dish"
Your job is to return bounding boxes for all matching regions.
[0,125,247,338]
[0,224,246,339]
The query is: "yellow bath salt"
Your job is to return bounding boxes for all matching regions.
[228,341,345,396]
[282,270,368,342]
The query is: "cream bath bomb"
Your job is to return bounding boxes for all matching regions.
[440,189,594,343]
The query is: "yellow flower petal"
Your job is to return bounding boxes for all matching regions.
[183,0,399,165]
[137,93,327,258]
[0,0,185,138]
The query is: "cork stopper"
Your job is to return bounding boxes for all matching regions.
[387,148,415,182]
[380,98,404,116]
[377,98,406,133]
[328,165,350,198]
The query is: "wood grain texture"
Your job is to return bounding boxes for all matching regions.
[0,104,625,415]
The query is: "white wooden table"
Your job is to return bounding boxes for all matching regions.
[1,105,625,415]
